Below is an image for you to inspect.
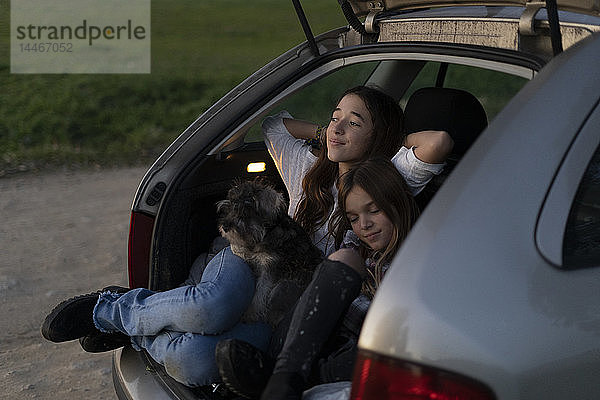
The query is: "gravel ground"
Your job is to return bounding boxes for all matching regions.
[0,167,147,400]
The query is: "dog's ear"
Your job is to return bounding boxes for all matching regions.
[248,178,286,215]
[259,184,286,216]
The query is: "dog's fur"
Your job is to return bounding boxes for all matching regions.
[217,179,323,326]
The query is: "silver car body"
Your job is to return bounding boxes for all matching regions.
[359,33,600,399]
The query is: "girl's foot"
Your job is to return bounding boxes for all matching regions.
[41,291,101,342]
[215,339,274,399]
[41,285,129,343]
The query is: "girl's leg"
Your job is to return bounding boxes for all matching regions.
[135,322,272,387]
[94,247,256,336]
[261,259,363,399]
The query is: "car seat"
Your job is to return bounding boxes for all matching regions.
[403,87,488,209]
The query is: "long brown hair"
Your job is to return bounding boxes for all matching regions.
[294,86,405,236]
[329,157,420,298]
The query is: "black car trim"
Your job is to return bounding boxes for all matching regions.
[535,97,600,270]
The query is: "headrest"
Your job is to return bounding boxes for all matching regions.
[404,87,488,156]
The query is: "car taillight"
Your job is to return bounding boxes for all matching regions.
[351,350,496,400]
[128,211,155,289]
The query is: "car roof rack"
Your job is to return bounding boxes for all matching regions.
[338,0,565,56]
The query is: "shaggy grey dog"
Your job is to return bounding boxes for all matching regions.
[217,179,323,327]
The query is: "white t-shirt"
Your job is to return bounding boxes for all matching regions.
[263,110,444,255]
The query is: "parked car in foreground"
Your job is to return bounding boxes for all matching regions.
[113,0,600,399]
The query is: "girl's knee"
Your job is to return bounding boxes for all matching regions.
[163,347,218,387]
[327,248,366,278]
[161,333,220,386]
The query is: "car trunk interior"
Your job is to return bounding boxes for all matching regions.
[149,144,286,292]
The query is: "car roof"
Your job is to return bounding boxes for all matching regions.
[347,0,600,17]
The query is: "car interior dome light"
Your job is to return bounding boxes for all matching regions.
[247,162,266,173]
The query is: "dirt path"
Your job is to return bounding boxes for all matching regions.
[1,167,147,400]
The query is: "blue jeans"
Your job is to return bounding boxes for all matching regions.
[92,246,272,386]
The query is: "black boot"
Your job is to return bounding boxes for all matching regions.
[41,285,129,343]
[41,292,102,342]
[79,330,131,353]
[215,339,274,399]
[262,259,363,399]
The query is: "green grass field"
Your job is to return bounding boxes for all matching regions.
[0,0,345,174]
[0,1,528,175]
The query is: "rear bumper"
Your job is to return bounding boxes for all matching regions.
[112,346,193,400]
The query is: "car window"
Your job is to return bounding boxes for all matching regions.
[244,59,529,143]
[400,62,528,121]
[244,62,380,143]
[563,144,600,269]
